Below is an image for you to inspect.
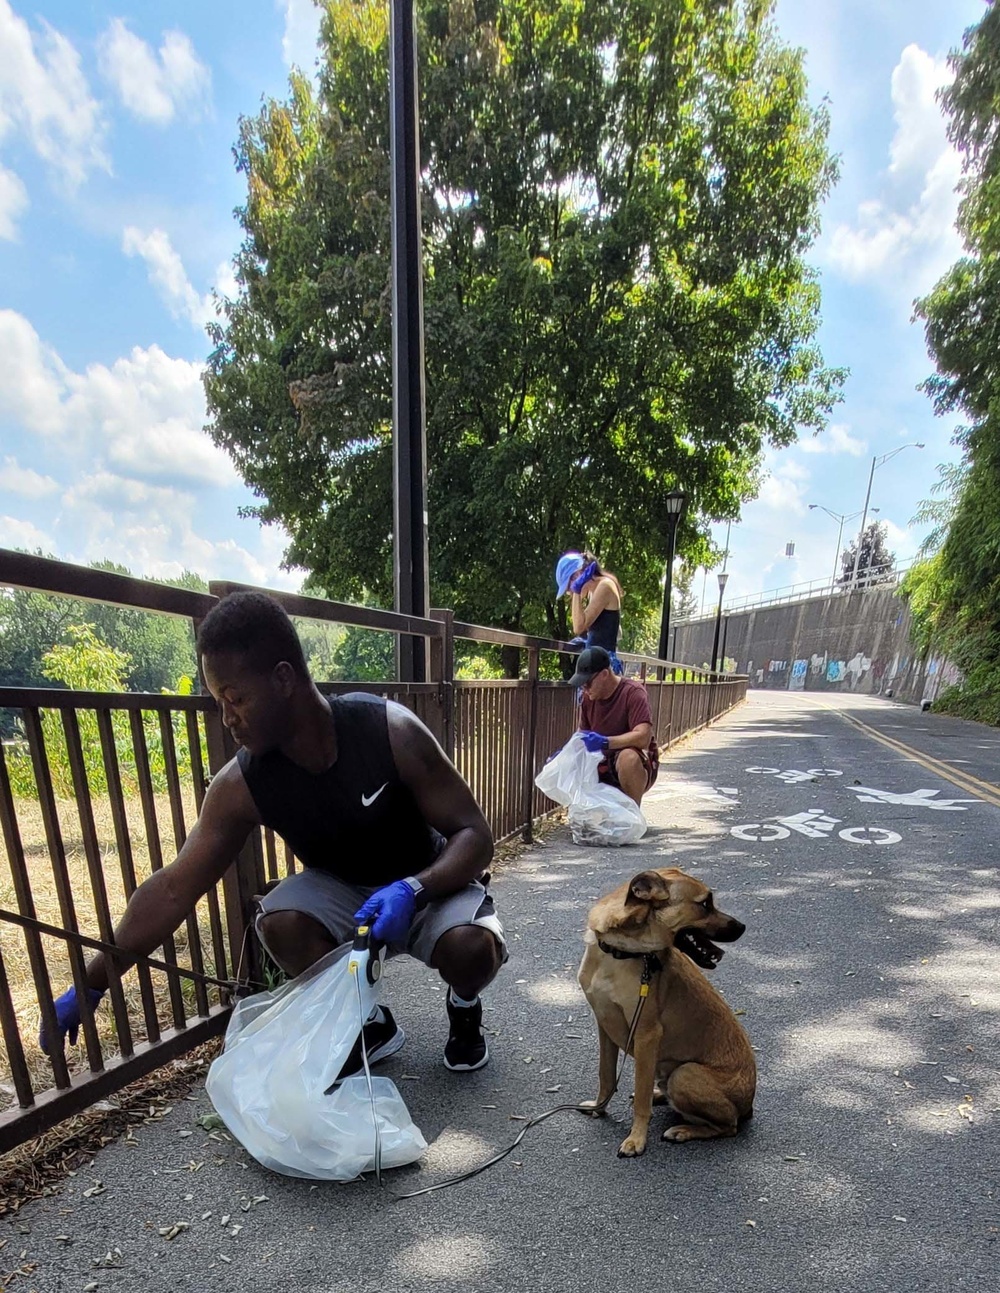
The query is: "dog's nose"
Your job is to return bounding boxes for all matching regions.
[728,919,746,940]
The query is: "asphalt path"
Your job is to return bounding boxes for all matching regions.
[4,690,998,1292]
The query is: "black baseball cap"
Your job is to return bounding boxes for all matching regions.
[568,646,612,687]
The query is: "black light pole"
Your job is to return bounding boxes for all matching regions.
[390,0,429,682]
[711,571,729,673]
[720,613,730,673]
[657,490,687,664]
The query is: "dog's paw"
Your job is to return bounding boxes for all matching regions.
[662,1124,698,1143]
[578,1099,607,1119]
[617,1135,647,1158]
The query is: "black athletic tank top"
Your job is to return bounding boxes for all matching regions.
[586,607,621,652]
[236,692,441,885]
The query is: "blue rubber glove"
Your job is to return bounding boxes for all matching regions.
[570,561,599,594]
[355,880,419,944]
[40,985,105,1053]
[579,730,609,754]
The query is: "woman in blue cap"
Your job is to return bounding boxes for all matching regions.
[555,551,625,674]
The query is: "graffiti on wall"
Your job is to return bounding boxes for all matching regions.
[746,647,930,695]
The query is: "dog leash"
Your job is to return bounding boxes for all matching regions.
[387,952,661,1200]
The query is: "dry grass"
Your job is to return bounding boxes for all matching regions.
[0,789,232,1112]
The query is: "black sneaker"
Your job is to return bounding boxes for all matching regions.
[444,995,489,1072]
[326,1006,405,1090]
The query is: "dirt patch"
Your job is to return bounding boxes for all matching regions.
[0,1040,221,1220]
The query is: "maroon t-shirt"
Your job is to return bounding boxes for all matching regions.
[581,678,658,760]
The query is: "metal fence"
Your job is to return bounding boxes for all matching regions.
[677,558,917,622]
[0,549,746,1152]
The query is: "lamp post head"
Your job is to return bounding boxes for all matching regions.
[717,570,730,594]
[664,489,686,519]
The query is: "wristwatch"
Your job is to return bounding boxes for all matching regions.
[403,876,429,910]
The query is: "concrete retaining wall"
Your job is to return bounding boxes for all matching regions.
[671,587,959,705]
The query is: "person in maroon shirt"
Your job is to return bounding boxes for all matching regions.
[570,646,659,806]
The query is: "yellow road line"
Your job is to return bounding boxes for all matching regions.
[815,703,1000,809]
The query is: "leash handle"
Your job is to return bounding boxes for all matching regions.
[349,925,386,985]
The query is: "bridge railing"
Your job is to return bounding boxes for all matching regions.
[0,549,746,1151]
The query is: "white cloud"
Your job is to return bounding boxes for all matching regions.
[0,456,58,499]
[61,472,299,587]
[98,19,211,125]
[0,0,109,189]
[279,0,323,71]
[826,45,961,291]
[0,161,27,239]
[757,460,810,515]
[122,226,235,329]
[0,513,54,551]
[64,346,234,485]
[0,309,69,434]
[798,423,867,457]
[881,517,919,563]
[0,308,234,488]
[123,226,208,328]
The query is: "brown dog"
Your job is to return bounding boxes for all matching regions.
[577,867,755,1157]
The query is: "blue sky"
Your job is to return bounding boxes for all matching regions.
[0,0,987,608]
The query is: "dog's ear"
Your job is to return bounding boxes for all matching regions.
[626,871,671,905]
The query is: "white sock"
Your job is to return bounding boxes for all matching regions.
[449,988,479,1009]
[367,1005,385,1025]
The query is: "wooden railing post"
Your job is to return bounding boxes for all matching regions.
[430,608,455,759]
[521,647,540,842]
[203,703,265,987]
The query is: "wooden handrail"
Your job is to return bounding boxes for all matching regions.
[0,550,217,618]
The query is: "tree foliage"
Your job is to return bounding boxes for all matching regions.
[836,521,895,589]
[0,557,202,694]
[3,622,201,800]
[912,2,1000,719]
[205,0,842,642]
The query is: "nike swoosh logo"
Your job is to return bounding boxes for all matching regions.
[361,783,389,808]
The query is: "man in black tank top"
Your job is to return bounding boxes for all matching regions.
[39,592,505,1077]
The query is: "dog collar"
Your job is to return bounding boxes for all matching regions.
[597,940,663,978]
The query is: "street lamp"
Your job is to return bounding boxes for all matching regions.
[850,443,924,589]
[657,489,687,664]
[711,570,730,673]
[809,504,880,591]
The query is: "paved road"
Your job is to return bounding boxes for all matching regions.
[5,691,999,1292]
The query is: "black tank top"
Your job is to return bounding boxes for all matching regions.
[587,607,620,652]
[237,692,441,885]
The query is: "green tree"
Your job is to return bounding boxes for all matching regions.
[41,624,132,693]
[0,556,201,697]
[6,625,133,799]
[331,627,395,680]
[910,462,967,559]
[206,0,843,650]
[913,2,1000,719]
[837,521,895,589]
[0,585,79,690]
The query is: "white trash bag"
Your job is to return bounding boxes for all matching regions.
[206,941,426,1180]
[534,733,647,846]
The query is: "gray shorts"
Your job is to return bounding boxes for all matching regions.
[256,870,508,967]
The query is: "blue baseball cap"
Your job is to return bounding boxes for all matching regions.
[555,551,584,597]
